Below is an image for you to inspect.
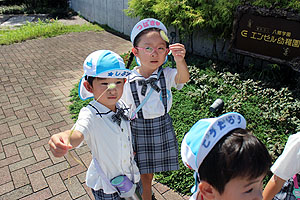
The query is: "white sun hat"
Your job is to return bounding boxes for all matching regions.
[130,18,169,66]
[130,18,168,43]
[181,112,246,199]
[78,50,131,100]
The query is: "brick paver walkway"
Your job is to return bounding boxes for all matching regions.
[0,30,189,200]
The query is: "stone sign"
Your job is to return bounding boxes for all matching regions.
[230,5,300,71]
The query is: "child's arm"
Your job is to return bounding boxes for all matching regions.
[169,43,190,84]
[48,130,84,157]
[263,174,286,200]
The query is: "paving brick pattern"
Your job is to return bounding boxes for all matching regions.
[0,26,190,199]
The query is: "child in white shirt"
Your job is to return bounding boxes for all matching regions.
[263,132,300,200]
[122,18,190,200]
[48,50,140,200]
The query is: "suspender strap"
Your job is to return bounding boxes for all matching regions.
[130,66,164,119]
[130,80,144,119]
[158,69,167,114]
[92,158,119,193]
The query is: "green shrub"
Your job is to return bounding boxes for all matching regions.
[155,61,300,195]
[125,0,300,40]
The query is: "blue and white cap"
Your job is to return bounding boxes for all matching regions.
[79,50,131,100]
[181,112,246,199]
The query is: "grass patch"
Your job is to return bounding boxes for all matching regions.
[0,2,73,18]
[0,18,103,45]
[0,4,26,14]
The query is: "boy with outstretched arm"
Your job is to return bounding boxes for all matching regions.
[48,50,140,200]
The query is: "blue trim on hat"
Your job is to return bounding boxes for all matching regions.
[185,121,210,158]
[83,50,130,78]
[191,172,199,193]
[96,51,123,75]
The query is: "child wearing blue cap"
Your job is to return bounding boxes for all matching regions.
[263,132,300,200]
[48,50,140,200]
[122,18,190,200]
[181,112,272,200]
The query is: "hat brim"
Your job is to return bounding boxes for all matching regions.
[181,112,246,171]
[78,69,131,101]
[130,18,168,43]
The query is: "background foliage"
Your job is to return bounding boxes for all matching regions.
[1,0,68,8]
[0,0,71,17]
[125,0,300,40]
[155,60,300,194]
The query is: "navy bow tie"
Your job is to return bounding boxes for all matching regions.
[138,78,161,96]
[111,108,129,126]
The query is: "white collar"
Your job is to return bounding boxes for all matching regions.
[129,67,160,82]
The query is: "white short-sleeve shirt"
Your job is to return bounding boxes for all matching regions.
[121,66,183,119]
[74,100,140,193]
[271,132,300,180]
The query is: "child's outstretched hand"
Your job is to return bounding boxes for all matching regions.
[48,132,73,157]
[169,43,186,63]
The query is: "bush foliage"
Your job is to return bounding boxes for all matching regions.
[125,0,300,40]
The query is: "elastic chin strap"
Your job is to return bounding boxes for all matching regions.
[191,172,199,193]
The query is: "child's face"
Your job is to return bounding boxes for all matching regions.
[210,175,265,200]
[134,31,169,70]
[90,78,125,111]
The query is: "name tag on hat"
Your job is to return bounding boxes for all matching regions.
[202,114,242,149]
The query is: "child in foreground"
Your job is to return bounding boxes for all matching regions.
[122,18,190,200]
[181,112,272,200]
[48,50,140,200]
[263,132,300,200]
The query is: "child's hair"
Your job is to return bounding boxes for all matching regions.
[85,76,109,87]
[85,75,95,87]
[126,28,169,69]
[198,128,272,194]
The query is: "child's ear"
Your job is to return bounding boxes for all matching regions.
[198,181,216,200]
[132,47,138,56]
[83,81,93,93]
